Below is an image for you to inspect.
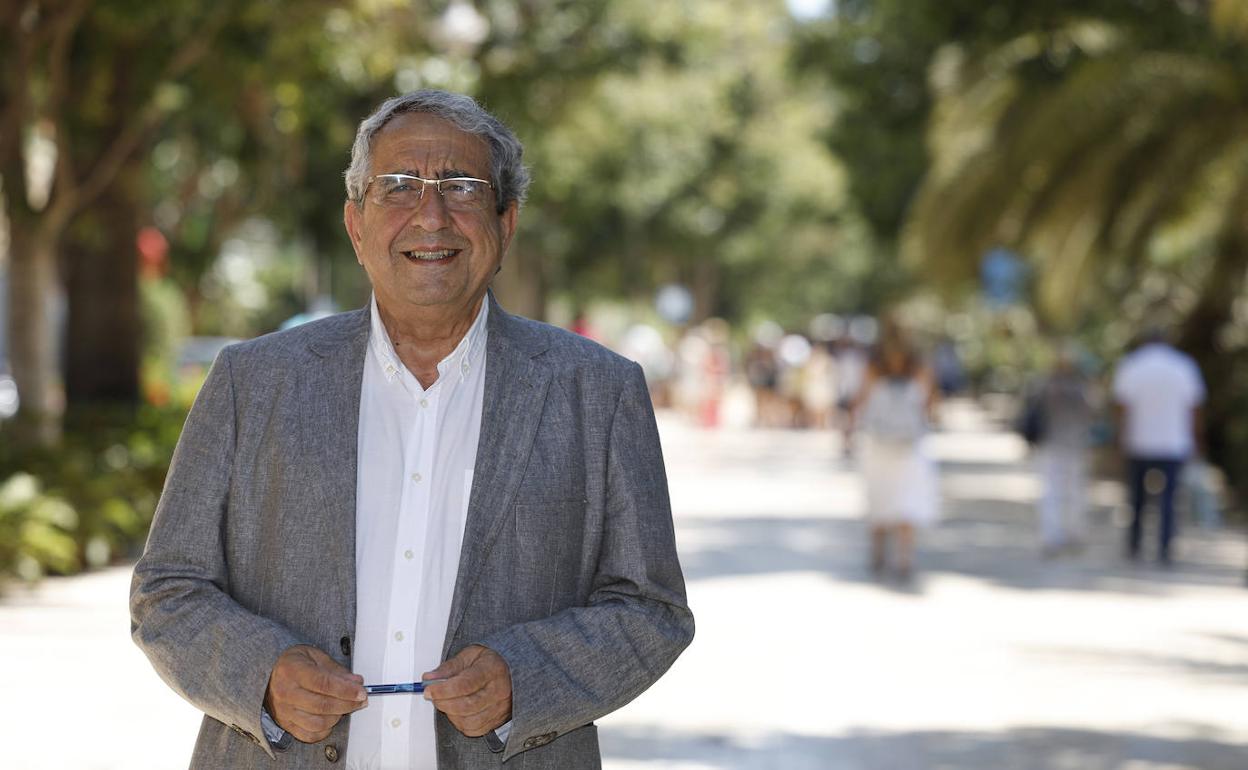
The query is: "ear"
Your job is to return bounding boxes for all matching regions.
[343,200,365,265]
[498,200,519,257]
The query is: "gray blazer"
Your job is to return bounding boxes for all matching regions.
[130,295,693,769]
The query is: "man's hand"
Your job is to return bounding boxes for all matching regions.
[422,645,512,737]
[265,645,367,743]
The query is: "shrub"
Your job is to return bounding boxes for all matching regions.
[0,404,187,586]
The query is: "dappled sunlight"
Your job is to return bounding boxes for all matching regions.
[601,725,1248,770]
[941,470,1040,504]
[603,406,1248,768]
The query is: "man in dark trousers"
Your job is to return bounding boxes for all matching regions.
[1112,330,1205,565]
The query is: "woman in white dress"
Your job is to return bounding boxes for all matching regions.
[851,323,939,579]
[1033,345,1094,556]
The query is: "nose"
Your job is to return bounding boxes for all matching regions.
[403,181,450,231]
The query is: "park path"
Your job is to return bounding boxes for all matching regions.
[2,399,1246,769]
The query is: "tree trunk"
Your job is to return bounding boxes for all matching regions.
[7,225,63,446]
[691,250,720,324]
[64,181,141,409]
[1178,182,1248,505]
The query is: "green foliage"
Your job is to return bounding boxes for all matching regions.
[0,406,187,586]
[0,474,80,583]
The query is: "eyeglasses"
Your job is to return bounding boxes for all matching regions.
[361,173,495,211]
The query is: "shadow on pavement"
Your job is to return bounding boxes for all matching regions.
[1018,645,1248,684]
[677,501,1246,596]
[601,724,1248,770]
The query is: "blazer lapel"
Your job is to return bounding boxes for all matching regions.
[443,297,550,654]
[301,308,369,628]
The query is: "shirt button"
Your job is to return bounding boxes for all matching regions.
[404,549,414,560]
[419,398,429,408]
[410,472,422,483]
[391,718,402,728]
[394,631,404,642]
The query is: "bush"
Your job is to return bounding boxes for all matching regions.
[0,404,187,587]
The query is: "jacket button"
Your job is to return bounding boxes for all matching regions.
[324,744,340,763]
[523,732,556,749]
[229,724,258,744]
[339,636,351,657]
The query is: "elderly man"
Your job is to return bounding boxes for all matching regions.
[131,90,694,769]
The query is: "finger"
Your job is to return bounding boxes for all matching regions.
[446,700,510,738]
[304,646,367,687]
[425,664,502,712]
[295,660,368,703]
[283,706,341,744]
[424,647,501,700]
[284,686,368,717]
[273,646,365,697]
[425,669,487,701]
[429,678,509,717]
[304,646,365,683]
[269,654,366,717]
[448,716,494,738]
[421,645,479,684]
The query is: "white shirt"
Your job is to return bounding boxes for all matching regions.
[345,296,488,770]
[1112,343,1205,458]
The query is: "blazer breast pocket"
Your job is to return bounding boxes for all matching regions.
[511,499,587,616]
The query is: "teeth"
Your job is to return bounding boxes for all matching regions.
[403,249,455,261]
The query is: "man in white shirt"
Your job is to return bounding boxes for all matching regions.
[1112,330,1206,565]
[132,90,693,769]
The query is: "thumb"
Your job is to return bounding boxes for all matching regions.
[422,644,483,681]
[305,645,364,683]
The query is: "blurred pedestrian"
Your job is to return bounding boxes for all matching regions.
[776,332,812,427]
[800,340,838,430]
[834,322,872,457]
[852,321,939,580]
[1032,344,1094,557]
[1112,329,1206,565]
[932,335,966,397]
[699,319,732,428]
[744,322,782,427]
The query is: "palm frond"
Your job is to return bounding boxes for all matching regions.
[905,42,1248,326]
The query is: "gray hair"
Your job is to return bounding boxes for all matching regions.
[344,90,530,214]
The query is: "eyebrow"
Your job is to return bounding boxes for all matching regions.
[390,168,482,180]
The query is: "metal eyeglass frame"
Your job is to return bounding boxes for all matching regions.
[361,173,495,210]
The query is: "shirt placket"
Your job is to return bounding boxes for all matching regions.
[378,381,439,764]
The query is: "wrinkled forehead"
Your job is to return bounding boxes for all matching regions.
[370,112,492,178]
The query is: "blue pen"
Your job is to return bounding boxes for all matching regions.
[365,680,442,695]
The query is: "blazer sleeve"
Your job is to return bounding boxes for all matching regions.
[129,346,304,757]
[481,362,695,759]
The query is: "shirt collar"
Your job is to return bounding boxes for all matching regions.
[368,295,489,386]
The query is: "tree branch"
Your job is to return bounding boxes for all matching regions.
[0,0,41,202]
[56,2,237,225]
[47,0,91,203]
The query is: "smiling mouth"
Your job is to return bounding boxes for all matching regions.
[400,249,459,262]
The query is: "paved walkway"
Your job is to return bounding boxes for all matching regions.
[3,399,1246,769]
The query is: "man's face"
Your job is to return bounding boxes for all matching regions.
[344,112,518,320]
